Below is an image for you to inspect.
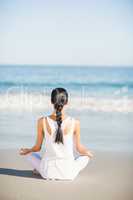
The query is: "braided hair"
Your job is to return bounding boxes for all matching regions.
[51,88,68,144]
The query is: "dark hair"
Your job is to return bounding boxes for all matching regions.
[51,88,68,144]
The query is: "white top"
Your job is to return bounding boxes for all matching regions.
[40,115,89,180]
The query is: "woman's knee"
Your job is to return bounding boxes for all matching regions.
[32,152,42,160]
[25,152,41,160]
[81,155,90,165]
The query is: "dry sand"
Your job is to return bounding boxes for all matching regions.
[0,149,133,200]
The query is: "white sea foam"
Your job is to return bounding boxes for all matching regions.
[0,93,133,113]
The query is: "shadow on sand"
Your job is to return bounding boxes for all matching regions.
[0,168,43,179]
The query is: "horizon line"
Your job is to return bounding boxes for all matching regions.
[0,64,133,68]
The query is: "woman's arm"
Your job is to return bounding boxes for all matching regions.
[19,117,44,155]
[74,119,94,158]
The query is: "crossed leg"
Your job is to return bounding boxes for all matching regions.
[25,152,42,174]
[75,155,90,171]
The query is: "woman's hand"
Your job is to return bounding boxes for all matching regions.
[19,148,32,155]
[86,150,94,159]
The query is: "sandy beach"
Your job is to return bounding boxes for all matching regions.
[0,149,132,200]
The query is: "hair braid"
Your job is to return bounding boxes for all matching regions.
[54,103,64,144]
[51,88,68,144]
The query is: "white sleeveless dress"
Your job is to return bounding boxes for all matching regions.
[39,116,90,180]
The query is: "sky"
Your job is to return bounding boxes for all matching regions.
[0,0,133,66]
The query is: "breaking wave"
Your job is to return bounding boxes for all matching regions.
[0,93,132,113]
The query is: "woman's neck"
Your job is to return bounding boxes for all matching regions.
[51,110,66,120]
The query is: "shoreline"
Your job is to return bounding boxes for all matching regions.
[0,149,133,200]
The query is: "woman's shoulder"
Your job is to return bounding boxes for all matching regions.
[37,116,45,126]
[69,117,80,133]
[70,116,80,125]
[37,114,49,121]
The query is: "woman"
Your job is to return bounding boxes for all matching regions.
[19,88,94,180]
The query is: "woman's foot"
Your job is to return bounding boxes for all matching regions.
[32,169,40,175]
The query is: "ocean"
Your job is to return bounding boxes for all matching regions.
[0,65,133,152]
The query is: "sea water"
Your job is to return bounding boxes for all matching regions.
[0,65,133,152]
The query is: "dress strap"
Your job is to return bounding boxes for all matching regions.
[72,117,76,133]
[43,116,53,137]
[43,116,75,135]
[43,117,47,137]
[69,117,75,134]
